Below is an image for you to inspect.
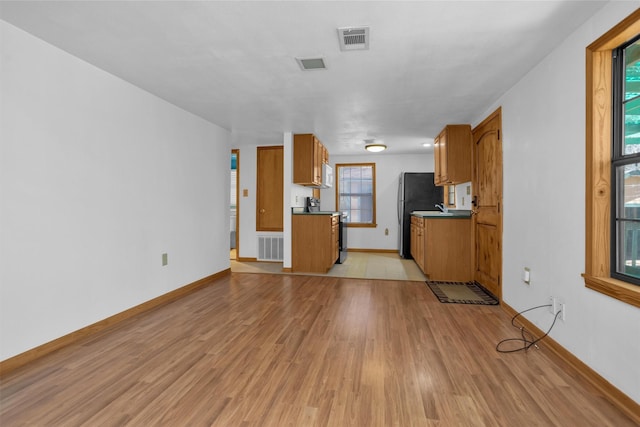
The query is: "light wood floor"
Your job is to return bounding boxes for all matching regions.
[0,273,634,426]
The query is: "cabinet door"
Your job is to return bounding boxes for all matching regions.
[424,218,472,281]
[410,223,417,259]
[256,146,283,231]
[438,130,449,184]
[434,135,442,185]
[434,125,472,186]
[313,137,322,185]
[293,134,326,186]
[417,222,425,272]
[447,125,472,184]
[293,215,335,273]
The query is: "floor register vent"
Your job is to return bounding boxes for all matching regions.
[257,235,284,261]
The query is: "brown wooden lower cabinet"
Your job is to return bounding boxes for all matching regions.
[410,216,425,272]
[292,214,339,273]
[412,216,472,282]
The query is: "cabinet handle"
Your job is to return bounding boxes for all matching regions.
[260,208,265,213]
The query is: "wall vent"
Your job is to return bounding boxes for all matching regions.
[337,26,370,51]
[257,235,284,261]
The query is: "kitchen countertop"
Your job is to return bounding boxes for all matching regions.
[292,210,340,216]
[412,210,472,218]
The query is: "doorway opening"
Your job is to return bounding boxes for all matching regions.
[230,149,239,260]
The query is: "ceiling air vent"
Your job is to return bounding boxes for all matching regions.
[337,26,370,51]
[296,57,327,71]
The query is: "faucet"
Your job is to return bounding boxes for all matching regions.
[435,203,448,213]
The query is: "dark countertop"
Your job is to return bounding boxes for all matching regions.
[292,211,340,216]
[411,210,472,219]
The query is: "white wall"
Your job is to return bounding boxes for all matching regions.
[454,182,473,210]
[474,3,639,402]
[236,146,257,258]
[0,21,231,361]
[321,152,434,250]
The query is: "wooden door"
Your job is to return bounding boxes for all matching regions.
[256,146,283,231]
[472,108,503,299]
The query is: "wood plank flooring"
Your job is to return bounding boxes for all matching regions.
[0,273,635,426]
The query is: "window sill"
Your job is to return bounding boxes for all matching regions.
[583,275,640,308]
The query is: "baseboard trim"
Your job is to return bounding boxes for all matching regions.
[0,268,230,377]
[282,267,293,273]
[236,257,258,262]
[348,248,397,253]
[501,302,640,424]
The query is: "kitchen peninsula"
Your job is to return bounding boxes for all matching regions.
[292,211,340,273]
[411,211,472,281]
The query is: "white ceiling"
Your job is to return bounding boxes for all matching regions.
[0,1,610,155]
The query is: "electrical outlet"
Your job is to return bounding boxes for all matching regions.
[162,253,168,266]
[384,228,389,235]
[548,296,565,320]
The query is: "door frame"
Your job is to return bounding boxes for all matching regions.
[232,149,240,260]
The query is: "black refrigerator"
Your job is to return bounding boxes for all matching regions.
[397,172,443,258]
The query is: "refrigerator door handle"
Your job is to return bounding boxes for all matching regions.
[397,174,404,224]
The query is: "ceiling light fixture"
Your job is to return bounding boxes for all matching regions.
[295,57,327,71]
[365,143,387,153]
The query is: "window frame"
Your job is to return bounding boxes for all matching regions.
[335,162,377,228]
[584,9,640,308]
[610,34,640,285]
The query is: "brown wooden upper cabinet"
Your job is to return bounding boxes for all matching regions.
[256,146,284,231]
[293,133,329,186]
[434,124,472,186]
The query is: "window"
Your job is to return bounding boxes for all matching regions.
[585,9,640,307]
[336,163,376,227]
[611,35,640,285]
